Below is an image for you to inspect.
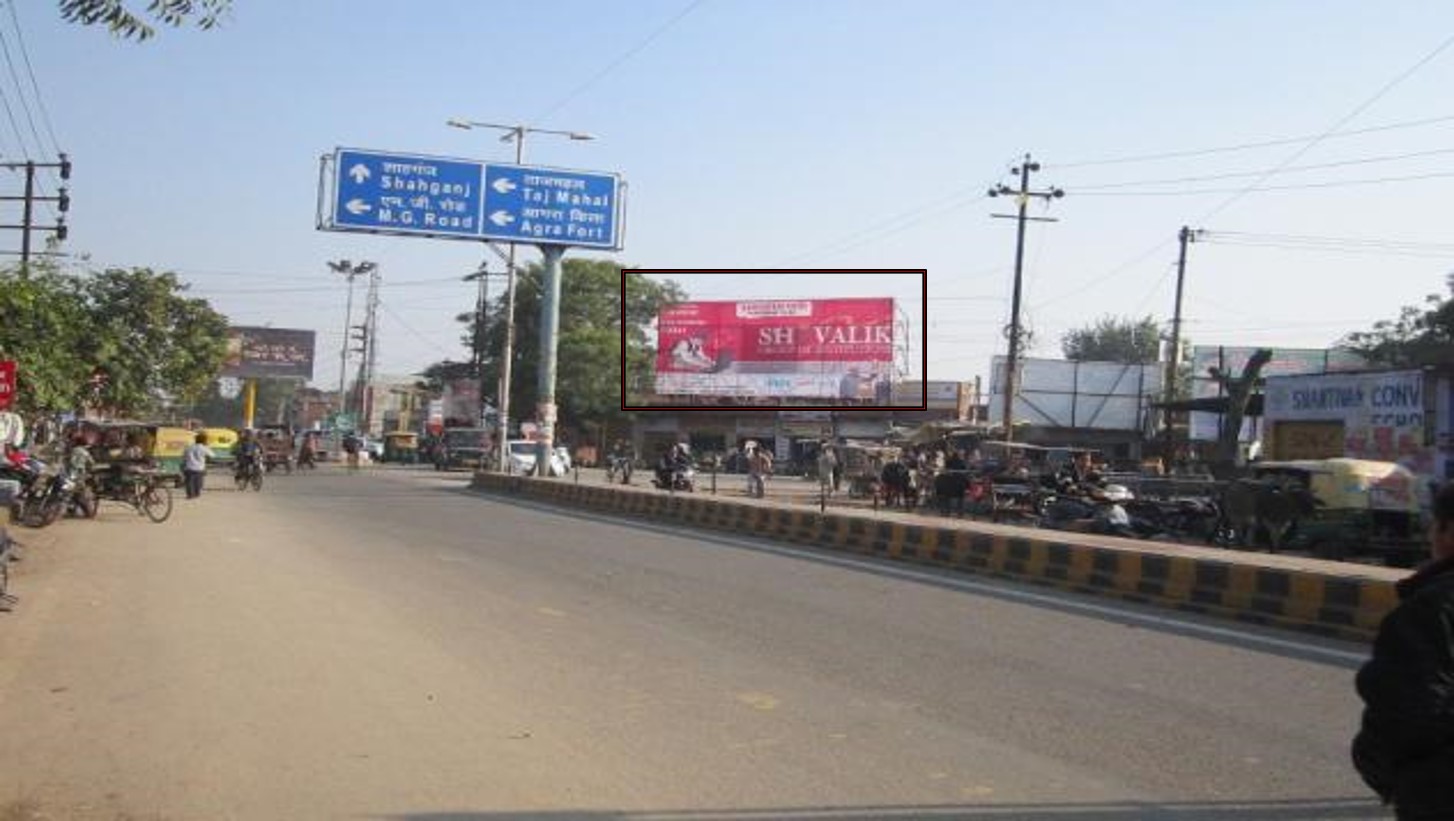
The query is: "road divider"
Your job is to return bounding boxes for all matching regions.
[470,472,1403,642]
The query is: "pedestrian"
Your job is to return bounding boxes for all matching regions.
[1353,481,1454,819]
[342,432,361,472]
[182,432,213,499]
[746,443,773,499]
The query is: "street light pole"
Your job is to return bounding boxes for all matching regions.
[328,259,375,419]
[446,118,594,473]
[989,155,1063,444]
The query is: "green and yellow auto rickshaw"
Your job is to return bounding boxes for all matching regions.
[1250,458,1428,566]
[382,431,420,464]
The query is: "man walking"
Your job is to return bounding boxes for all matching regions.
[746,443,772,499]
[1353,481,1454,819]
[182,432,213,499]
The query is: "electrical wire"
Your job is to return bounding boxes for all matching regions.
[1074,169,1454,197]
[1031,31,1454,311]
[1050,113,1454,170]
[0,21,44,162]
[772,191,989,266]
[529,0,709,128]
[1073,147,1454,191]
[380,301,458,358]
[3,1,59,154]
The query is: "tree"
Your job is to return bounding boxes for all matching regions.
[1061,315,1161,364]
[58,0,230,41]
[1340,273,1454,367]
[81,268,229,414]
[428,260,686,439]
[1208,348,1273,478]
[0,265,229,417]
[0,266,92,412]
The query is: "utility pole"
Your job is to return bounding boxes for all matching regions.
[1163,226,1201,450]
[463,261,492,428]
[989,154,1063,443]
[1,154,71,276]
[357,266,382,434]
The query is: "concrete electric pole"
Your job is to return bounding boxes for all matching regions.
[989,154,1063,444]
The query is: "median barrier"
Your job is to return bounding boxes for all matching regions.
[470,471,1402,642]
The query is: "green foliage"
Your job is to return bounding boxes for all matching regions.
[58,0,230,41]
[0,265,229,417]
[430,259,686,436]
[1061,315,1161,364]
[1341,274,1454,367]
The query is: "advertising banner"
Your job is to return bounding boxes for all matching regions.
[221,327,316,380]
[1188,346,1365,441]
[0,360,14,410]
[655,298,894,399]
[1263,369,1429,470]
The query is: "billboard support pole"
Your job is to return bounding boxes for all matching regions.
[535,244,566,477]
[242,379,257,430]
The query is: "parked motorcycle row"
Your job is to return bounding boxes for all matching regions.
[2,450,177,529]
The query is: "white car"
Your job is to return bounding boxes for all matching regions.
[506,440,571,476]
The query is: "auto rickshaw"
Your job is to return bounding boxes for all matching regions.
[1250,458,1428,566]
[203,427,239,465]
[382,431,420,464]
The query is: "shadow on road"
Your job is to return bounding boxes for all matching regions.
[378,796,1387,820]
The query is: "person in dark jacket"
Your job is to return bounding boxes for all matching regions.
[1353,481,1454,819]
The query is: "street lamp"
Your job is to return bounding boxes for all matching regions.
[328,259,376,420]
[446,117,595,474]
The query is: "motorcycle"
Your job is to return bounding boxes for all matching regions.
[652,464,696,492]
[605,454,635,484]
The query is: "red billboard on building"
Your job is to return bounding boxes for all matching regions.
[655,298,894,399]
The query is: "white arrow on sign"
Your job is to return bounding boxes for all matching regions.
[349,164,371,184]
[345,199,372,215]
[491,176,517,194]
[489,210,515,227]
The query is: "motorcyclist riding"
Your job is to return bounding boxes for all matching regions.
[235,430,264,481]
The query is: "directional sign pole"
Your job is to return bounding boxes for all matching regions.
[534,244,566,477]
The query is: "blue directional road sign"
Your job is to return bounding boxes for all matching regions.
[333,149,485,239]
[327,148,623,249]
[480,163,621,249]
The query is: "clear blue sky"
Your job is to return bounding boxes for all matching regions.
[11,0,1454,390]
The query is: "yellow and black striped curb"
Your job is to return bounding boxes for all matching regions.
[471,472,1398,642]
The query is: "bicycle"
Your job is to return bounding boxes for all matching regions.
[88,468,174,523]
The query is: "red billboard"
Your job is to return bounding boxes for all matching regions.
[0,360,15,410]
[655,298,894,398]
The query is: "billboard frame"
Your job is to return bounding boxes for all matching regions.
[619,269,929,412]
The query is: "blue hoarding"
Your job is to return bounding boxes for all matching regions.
[326,148,622,249]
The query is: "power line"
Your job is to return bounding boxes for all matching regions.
[1203,230,1454,252]
[0,18,44,161]
[1075,169,1454,197]
[1032,32,1454,311]
[1050,113,1454,170]
[1073,147,1454,191]
[3,1,59,154]
[379,300,457,358]
[1198,31,1454,224]
[529,0,709,127]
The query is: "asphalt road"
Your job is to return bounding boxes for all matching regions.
[0,465,1388,820]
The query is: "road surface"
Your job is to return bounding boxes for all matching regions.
[0,465,1386,820]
